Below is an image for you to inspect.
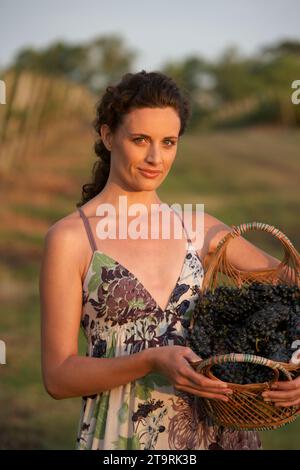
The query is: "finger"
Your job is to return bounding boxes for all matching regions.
[184,356,229,388]
[187,376,230,392]
[186,357,203,366]
[270,378,300,391]
[187,369,229,389]
[262,390,299,400]
[274,399,300,407]
[183,349,203,363]
[270,398,297,404]
[185,382,233,395]
[179,368,231,393]
[176,384,231,401]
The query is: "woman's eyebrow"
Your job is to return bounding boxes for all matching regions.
[128,132,178,139]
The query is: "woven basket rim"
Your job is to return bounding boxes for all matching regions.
[200,220,300,292]
[190,352,300,389]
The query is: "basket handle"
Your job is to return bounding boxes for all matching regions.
[190,353,297,385]
[201,221,300,291]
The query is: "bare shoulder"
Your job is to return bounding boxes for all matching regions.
[41,208,86,276]
[45,209,81,246]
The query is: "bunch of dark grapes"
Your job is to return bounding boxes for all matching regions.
[188,282,300,384]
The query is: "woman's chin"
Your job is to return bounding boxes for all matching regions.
[134,178,162,189]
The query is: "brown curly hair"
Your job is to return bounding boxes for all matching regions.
[76,69,192,207]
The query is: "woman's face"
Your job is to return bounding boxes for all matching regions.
[100,106,181,191]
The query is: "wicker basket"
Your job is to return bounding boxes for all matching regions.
[188,221,300,431]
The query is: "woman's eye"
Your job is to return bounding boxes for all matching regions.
[133,137,146,143]
[133,137,176,146]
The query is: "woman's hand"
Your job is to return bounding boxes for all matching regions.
[262,376,300,407]
[149,345,233,402]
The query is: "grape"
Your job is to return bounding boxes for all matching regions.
[188,283,300,384]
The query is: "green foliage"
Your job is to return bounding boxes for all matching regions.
[12,34,137,94]
[7,36,300,128]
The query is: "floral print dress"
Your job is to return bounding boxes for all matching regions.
[75,205,262,450]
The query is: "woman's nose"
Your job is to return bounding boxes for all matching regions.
[145,144,163,164]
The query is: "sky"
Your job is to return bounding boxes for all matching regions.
[1,0,300,71]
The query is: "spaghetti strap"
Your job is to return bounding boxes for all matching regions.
[78,202,193,253]
[171,207,204,266]
[78,207,98,253]
[171,207,192,244]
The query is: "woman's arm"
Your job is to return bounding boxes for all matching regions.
[203,213,282,271]
[39,219,231,401]
[39,221,154,400]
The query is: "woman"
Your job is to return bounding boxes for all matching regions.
[39,70,300,450]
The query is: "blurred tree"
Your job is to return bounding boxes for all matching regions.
[162,55,217,128]
[81,35,137,92]
[262,40,300,58]
[11,34,138,93]
[162,55,212,94]
[7,35,300,128]
[13,42,85,77]
[212,46,265,103]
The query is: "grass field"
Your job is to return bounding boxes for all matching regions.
[0,123,299,449]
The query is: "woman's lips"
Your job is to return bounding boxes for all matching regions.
[138,168,162,179]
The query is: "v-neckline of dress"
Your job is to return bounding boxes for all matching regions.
[84,244,191,313]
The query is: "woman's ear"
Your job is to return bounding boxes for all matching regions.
[100,124,112,151]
